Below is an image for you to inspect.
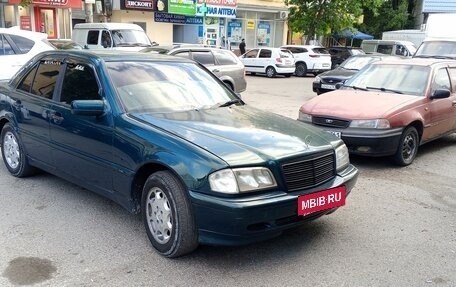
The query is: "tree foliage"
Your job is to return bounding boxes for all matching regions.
[284,0,382,42]
[20,0,33,7]
[356,0,415,39]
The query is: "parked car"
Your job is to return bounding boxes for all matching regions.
[0,50,358,257]
[361,40,416,56]
[141,46,247,93]
[299,58,456,166]
[312,54,395,95]
[280,45,332,76]
[47,39,84,50]
[0,26,53,81]
[327,46,365,69]
[239,47,295,78]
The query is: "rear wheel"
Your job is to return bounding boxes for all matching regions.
[295,62,307,77]
[265,66,276,78]
[1,123,35,177]
[393,126,419,166]
[141,171,198,258]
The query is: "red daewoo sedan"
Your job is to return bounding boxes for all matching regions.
[299,58,456,166]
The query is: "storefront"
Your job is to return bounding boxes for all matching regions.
[1,0,81,39]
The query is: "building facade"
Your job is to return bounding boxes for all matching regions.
[1,0,289,49]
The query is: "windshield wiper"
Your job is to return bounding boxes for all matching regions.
[366,86,403,94]
[217,99,243,108]
[341,84,368,91]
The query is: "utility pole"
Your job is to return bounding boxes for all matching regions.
[85,0,94,23]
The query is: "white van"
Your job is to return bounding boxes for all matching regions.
[72,23,156,51]
[414,13,456,59]
[361,40,416,56]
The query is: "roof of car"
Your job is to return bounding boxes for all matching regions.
[34,49,196,63]
[0,26,48,40]
[370,57,456,67]
[281,44,326,48]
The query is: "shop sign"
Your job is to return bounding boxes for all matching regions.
[121,0,154,11]
[154,12,203,24]
[195,4,236,18]
[247,19,255,29]
[196,0,236,7]
[8,0,81,8]
[20,16,32,31]
[168,0,196,16]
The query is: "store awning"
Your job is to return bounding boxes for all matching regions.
[333,29,374,40]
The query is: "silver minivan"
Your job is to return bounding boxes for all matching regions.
[361,40,416,56]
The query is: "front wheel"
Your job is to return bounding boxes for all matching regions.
[141,171,198,258]
[393,126,419,166]
[265,66,276,78]
[1,123,35,177]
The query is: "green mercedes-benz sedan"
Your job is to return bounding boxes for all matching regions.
[0,50,358,257]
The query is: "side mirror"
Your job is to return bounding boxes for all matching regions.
[71,100,105,116]
[431,89,451,99]
[84,44,89,50]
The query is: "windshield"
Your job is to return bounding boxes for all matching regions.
[415,41,456,58]
[341,56,379,70]
[344,64,430,96]
[107,61,236,113]
[111,29,152,47]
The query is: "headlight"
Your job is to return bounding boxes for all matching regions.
[349,119,390,129]
[298,112,312,123]
[314,76,321,82]
[335,144,350,171]
[209,167,277,194]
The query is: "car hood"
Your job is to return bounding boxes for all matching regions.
[319,67,358,79]
[301,89,422,119]
[131,106,337,166]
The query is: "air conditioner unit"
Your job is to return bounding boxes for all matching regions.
[280,11,289,19]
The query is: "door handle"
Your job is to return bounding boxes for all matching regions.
[212,69,220,73]
[50,111,64,124]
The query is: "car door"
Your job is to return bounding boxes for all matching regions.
[258,48,272,72]
[49,57,114,192]
[7,56,63,168]
[241,49,259,73]
[425,67,456,140]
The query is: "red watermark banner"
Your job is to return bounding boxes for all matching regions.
[20,16,32,31]
[297,186,346,216]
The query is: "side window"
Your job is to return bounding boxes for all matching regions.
[245,49,258,58]
[191,51,215,65]
[17,64,39,93]
[377,44,393,55]
[101,30,111,48]
[60,62,100,104]
[431,68,451,95]
[9,35,34,53]
[0,34,15,55]
[448,67,456,93]
[213,50,237,65]
[173,51,190,59]
[87,30,99,45]
[30,61,61,99]
[259,49,272,58]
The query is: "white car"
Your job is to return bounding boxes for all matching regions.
[239,47,295,78]
[281,45,332,77]
[0,27,53,81]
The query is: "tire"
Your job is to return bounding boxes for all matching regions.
[265,66,276,78]
[295,62,307,77]
[1,123,35,177]
[393,126,419,166]
[141,171,198,258]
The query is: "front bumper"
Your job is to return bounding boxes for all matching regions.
[190,164,358,246]
[320,126,404,156]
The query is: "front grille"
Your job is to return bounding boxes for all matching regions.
[281,152,335,192]
[321,77,343,84]
[312,116,350,128]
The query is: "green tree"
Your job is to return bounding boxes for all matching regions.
[357,0,413,39]
[284,0,382,43]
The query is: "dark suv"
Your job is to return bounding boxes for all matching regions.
[328,46,365,69]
